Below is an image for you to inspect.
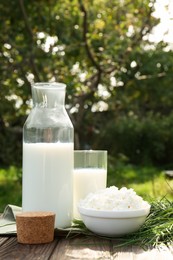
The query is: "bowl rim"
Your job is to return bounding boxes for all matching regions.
[78,205,150,218]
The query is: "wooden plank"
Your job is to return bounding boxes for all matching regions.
[50,236,111,259]
[112,242,173,260]
[0,235,172,259]
[168,243,173,255]
[132,244,173,260]
[111,243,134,260]
[0,237,9,246]
[131,245,163,260]
[0,237,58,260]
[155,244,173,260]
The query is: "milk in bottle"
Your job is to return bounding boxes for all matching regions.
[22,82,73,228]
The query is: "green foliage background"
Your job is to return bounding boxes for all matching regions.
[0,0,173,167]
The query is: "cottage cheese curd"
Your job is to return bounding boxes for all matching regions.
[79,186,150,210]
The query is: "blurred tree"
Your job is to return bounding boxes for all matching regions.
[0,0,173,166]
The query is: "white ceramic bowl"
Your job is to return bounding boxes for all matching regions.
[78,205,150,237]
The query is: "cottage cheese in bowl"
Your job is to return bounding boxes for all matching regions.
[78,186,150,237]
[79,186,150,211]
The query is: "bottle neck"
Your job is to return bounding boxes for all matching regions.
[32,82,66,108]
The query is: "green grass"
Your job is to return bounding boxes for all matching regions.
[107,158,173,201]
[0,166,22,212]
[0,161,173,213]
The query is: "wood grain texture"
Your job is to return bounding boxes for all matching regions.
[0,237,58,260]
[0,236,172,260]
[112,244,173,260]
[0,237,9,247]
[111,244,134,260]
[50,237,111,260]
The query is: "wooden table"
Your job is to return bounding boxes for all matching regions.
[0,235,172,259]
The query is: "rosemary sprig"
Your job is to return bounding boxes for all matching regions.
[68,198,173,249]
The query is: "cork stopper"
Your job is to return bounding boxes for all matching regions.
[16,211,55,244]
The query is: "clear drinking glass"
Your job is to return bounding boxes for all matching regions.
[73,150,107,219]
[22,82,74,228]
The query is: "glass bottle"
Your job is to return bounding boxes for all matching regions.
[22,82,74,228]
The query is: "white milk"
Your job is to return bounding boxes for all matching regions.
[22,142,73,228]
[73,168,107,219]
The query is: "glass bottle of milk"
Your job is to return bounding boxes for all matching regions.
[22,82,74,228]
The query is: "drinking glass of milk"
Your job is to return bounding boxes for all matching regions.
[73,150,107,219]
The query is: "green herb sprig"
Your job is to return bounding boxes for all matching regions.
[117,199,173,249]
[68,199,173,249]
